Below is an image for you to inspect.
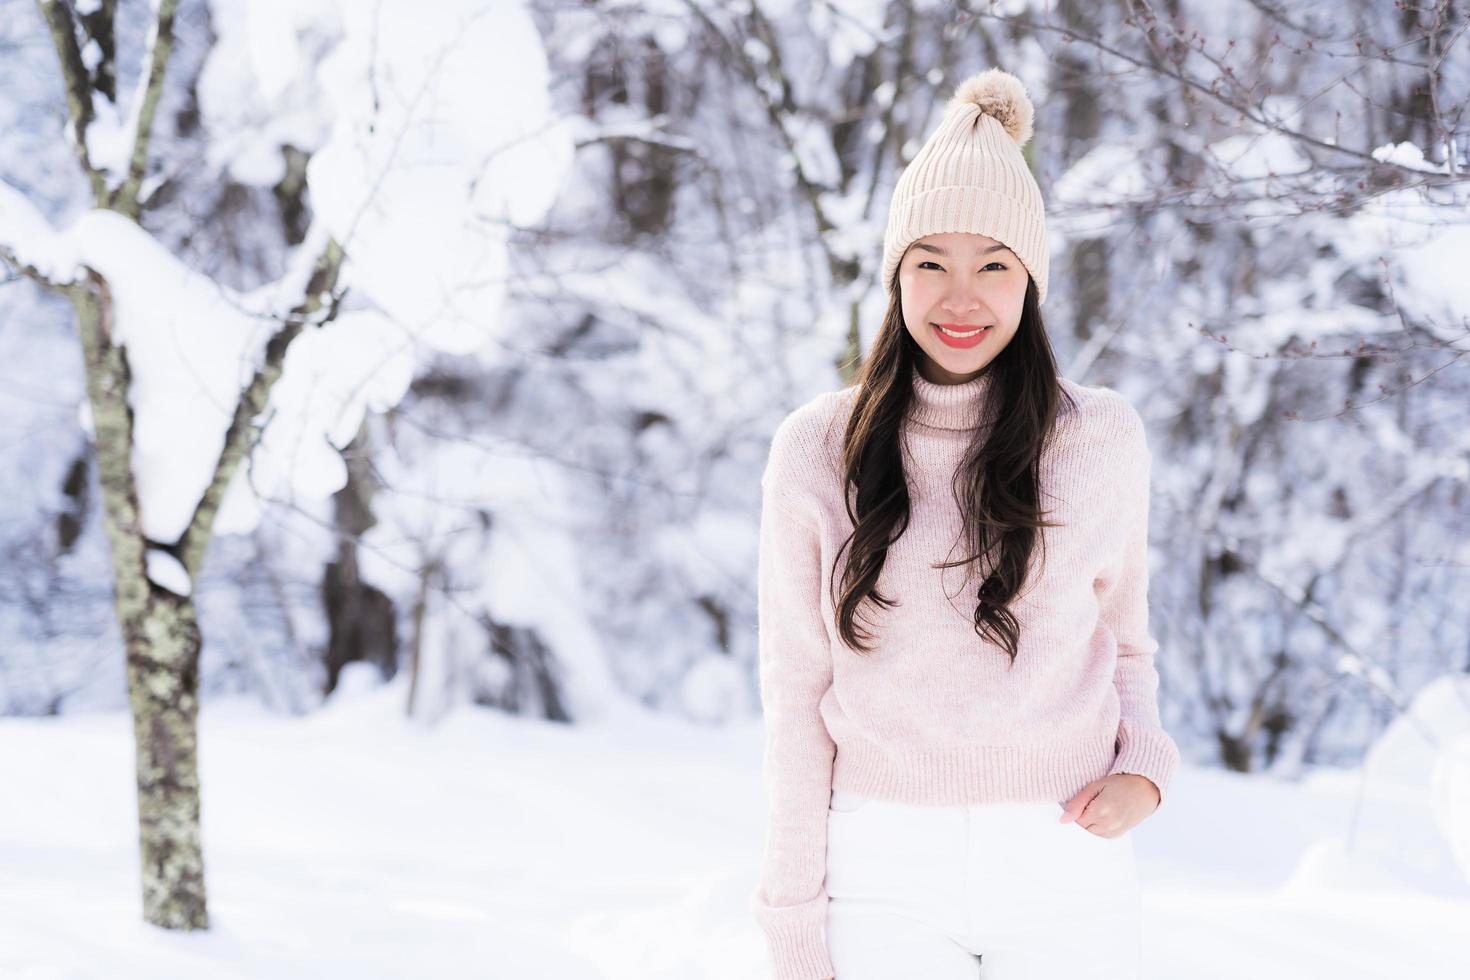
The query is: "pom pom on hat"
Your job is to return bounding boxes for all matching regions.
[945,67,1034,149]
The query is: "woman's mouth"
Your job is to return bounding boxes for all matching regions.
[933,323,990,348]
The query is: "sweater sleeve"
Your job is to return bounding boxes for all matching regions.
[749,423,838,980]
[1100,409,1181,807]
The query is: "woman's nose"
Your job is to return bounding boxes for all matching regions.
[942,294,985,316]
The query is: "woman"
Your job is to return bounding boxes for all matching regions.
[750,68,1180,980]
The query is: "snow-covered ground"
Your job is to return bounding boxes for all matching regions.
[2,667,1467,979]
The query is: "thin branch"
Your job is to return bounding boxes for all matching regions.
[176,238,346,579]
[1423,0,1467,178]
[0,242,71,293]
[35,0,105,201]
[113,0,180,217]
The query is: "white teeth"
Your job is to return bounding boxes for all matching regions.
[937,325,985,338]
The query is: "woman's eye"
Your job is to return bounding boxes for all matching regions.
[916,261,1005,271]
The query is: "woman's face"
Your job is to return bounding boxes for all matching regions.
[898,231,1029,384]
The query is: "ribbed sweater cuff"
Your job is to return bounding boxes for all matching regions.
[754,891,833,980]
[1108,717,1181,806]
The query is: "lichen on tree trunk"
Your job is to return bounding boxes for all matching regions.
[125,591,209,929]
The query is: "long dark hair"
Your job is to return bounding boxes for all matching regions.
[831,274,1077,665]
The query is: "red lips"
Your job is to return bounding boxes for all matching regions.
[932,322,990,348]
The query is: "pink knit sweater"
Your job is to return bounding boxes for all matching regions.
[750,363,1180,979]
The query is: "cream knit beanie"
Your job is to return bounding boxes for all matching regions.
[880,68,1048,304]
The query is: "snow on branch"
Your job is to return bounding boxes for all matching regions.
[177,236,345,579]
[0,178,82,289]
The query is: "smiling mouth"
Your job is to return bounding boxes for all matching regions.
[935,324,988,338]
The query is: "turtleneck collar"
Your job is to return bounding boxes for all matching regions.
[907,361,998,431]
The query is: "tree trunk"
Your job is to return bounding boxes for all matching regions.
[73,271,209,929]
[123,589,209,929]
[322,421,397,697]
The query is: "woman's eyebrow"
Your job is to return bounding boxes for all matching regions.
[912,242,1011,256]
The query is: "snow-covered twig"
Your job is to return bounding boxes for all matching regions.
[176,237,346,579]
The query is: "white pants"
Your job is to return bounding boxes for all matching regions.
[824,789,1142,979]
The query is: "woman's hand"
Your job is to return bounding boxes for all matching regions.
[1059,773,1160,837]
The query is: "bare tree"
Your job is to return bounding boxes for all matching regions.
[2,0,343,929]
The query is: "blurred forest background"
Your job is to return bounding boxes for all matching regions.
[2,0,1467,783]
